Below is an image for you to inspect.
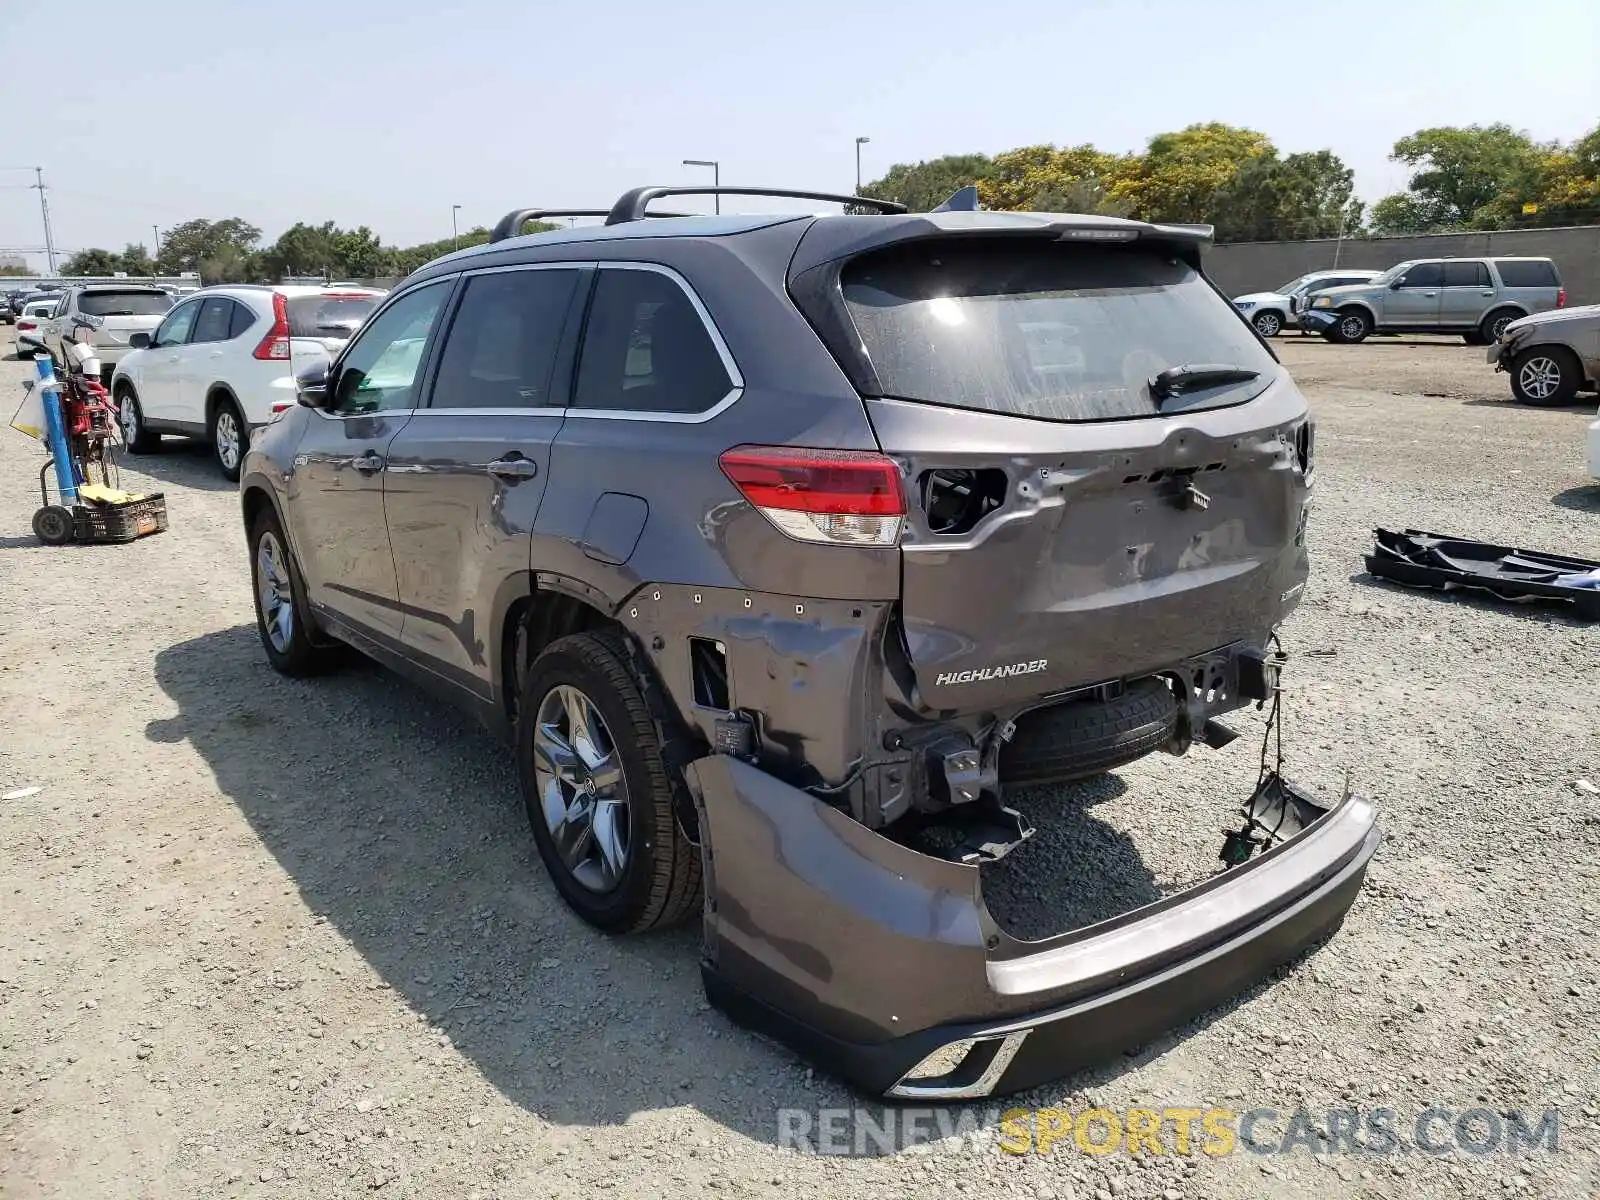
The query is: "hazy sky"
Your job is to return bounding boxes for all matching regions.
[2,0,1597,269]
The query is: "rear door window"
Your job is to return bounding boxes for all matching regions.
[190,297,235,343]
[839,240,1276,422]
[429,268,580,409]
[77,290,173,317]
[1493,260,1560,287]
[1442,262,1491,287]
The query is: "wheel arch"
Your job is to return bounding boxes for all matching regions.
[205,383,242,424]
[496,573,623,723]
[1482,304,1527,334]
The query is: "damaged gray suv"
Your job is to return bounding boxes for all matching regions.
[239,185,1379,1100]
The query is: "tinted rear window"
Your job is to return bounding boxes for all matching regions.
[286,294,379,340]
[1493,260,1559,288]
[78,290,172,317]
[840,241,1276,422]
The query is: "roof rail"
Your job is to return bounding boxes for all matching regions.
[488,209,613,244]
[605,186,907,225]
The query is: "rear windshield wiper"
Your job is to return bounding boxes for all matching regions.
[1149,364,1261,404]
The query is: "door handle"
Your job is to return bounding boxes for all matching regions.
[1421,292,1436,297]
[1481,291,1495,296]
[352,452,385,474]
[488,455,539,482]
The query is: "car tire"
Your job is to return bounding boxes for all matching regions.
[1330,308,1371,344]
[249,506,338,676]
[1251,310,1283,338]
[210,396,248,482]
[1481,308,1522,345]
[114,384,161,454]
[1000,677,1180,787]
[1509,346,1581,407]
[516,630,701,935]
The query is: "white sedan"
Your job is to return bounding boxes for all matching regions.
[10,299,60,358]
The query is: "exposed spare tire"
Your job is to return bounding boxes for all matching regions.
[1000,678,1180,786]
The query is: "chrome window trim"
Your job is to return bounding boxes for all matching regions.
[565,260,745,424]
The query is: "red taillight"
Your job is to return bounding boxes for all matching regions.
[253,292,291,360]
[1557,287,1567,308]
[719,445,904,546]
[17,320,35,332]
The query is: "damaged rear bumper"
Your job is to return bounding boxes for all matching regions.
[685,755,1379,1100]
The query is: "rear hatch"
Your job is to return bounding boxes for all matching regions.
[286,291,382,371]
[792,229,1312,710]
[76,289,172,348]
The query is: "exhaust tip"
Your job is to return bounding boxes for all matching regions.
[886,1031,1029,1100]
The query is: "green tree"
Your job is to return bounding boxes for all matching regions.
[61,248,124,276]
[1372,124,1548,232]
[1211,150,1359,242]
[0,265,28,277]
[329,225,388,278]
[859,153,994,211]
[118,243,155,275]
[980,144,1135,214]
[1115,122,1275,225]
[156,217,262,275]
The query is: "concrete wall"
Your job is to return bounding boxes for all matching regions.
[1206,225,1600,307]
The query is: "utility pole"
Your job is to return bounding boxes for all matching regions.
[855,137,870,195]
[683,160,720,214]
[452,204,462,251]
[32,167,57,276]
[152,225,161,260]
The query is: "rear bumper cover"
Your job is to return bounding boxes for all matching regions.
[686,755,1378,1099]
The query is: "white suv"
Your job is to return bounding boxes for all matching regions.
[111,284,386,480]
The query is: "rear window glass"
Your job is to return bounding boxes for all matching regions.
[77,290,172,317]
[1493,260,1559,288]
[286,294,379,340]
[840,241,1276,422]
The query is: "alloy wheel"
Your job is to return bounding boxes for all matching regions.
[532,684,629,893]
[1339,314,1366,341]
[256,531,294,652]
[1253,312,1281,337]
[1490,314,1515,341]
[215,409,241,471]
[119,396,138,444]
[1516,356,1562,402]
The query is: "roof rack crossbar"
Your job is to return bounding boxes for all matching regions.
[488,207,689,244]
[605,186,907,225]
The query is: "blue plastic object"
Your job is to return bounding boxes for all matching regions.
[35,353,77,506]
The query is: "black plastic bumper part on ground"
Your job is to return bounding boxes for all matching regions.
[686,755,1379,1100]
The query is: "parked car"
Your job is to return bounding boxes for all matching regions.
[42,285,173,382]
[10,298,60,357]
[238,188,1377,1100]
[1232,269,1381,337]
[1305,257,1565,345]
[112,284,385,480]
[1486,302,1600,407]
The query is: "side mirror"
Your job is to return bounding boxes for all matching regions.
[296,361,331,408]
[1390,278,1406,290]
[129,332,151,350]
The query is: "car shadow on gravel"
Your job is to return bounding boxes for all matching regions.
[148,625,1265,1143]
[119,439,234,492]
[1553,484,1600,513]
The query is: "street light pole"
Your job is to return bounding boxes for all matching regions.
[452,205,462,251]
[683,159,720,214]
[152,225,161,262]
[854,136,870,195]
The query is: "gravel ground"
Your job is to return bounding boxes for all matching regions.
[2,336,1598,1199]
